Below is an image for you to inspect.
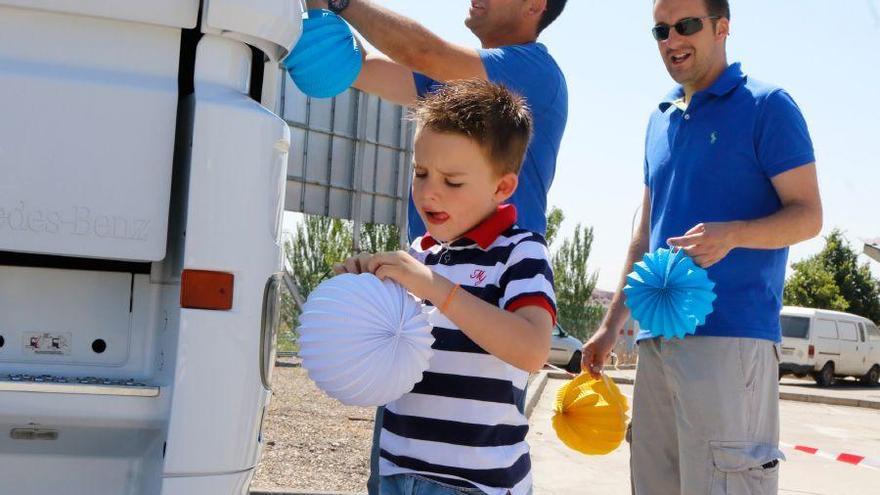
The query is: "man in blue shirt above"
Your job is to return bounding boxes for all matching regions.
[308,0,568,239]
[581,1,822,494]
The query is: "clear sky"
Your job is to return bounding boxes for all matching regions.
[286,0,880,290]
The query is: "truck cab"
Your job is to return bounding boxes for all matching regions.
[0,2,302,493]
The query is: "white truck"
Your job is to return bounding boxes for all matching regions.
[0,2,413,493]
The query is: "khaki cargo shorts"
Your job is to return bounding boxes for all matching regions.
[630,336,784,495]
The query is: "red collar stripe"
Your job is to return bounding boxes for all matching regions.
[420,204,518,250]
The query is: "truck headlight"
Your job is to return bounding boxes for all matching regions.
[260,273,283,390]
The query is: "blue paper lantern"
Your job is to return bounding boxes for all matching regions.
[283,9,362,99]
[623,248,717,340]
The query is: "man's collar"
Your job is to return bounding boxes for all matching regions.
[420,204,517,250]
[705,62,746,96]
[659,86,686,112]
[659,62,746,111]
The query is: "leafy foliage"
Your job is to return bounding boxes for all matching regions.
[784,229,880,323]
[552,224,606,341]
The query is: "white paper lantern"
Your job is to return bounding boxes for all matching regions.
[297,273,435,406]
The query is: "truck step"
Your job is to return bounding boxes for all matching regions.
[0,374,159,397]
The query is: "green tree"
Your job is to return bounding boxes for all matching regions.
[279,217,404,351]
[545,206,564,248]
[279,215,353,351]
[552,225,606,341]
[783,258,849,312]
[286,215,352,296]
[784,229,880,322]
[359,223,403,253]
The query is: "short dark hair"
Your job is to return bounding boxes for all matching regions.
[704,0,730,20]
[538,0,568,34]
[413,80,532,175]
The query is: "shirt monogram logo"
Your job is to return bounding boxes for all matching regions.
[470,269,487,286]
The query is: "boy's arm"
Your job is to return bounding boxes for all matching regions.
[361,249,555,373]
[428,279,554,374]
[364,243,555,372]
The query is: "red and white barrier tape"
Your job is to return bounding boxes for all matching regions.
[781,441,880,470]
[544,363,576,377]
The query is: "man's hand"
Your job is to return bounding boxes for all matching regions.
[667,222,742,268]
[581,326,619,379]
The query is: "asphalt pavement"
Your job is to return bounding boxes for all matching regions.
[529,378,880,495]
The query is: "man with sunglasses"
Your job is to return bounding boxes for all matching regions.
[581,0,822,494]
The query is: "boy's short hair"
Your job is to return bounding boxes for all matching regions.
[413,79,533,176]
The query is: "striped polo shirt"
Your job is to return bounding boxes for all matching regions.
[379,205,557,495]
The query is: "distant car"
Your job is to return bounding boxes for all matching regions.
[549,324,584,373]
[779,306,880,386]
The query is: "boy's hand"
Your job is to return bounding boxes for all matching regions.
[333,253,375,275]
[367,250,451,302]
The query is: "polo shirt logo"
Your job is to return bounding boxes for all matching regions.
[710,131,719,144]
[470,269,487,286]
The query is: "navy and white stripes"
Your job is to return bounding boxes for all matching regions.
[379,215,556,495]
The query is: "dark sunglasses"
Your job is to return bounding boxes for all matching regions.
[651,16,720,41]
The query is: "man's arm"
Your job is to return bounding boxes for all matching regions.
[353,41,419,106]
[581,187,651,378]
[668,164,822,267]
[309,0,487,84]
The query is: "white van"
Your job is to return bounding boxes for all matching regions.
[779,306,880,386]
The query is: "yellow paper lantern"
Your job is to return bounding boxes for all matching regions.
[552,373,630,455]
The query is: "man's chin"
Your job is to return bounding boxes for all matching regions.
[464,16,484,33]
[667,68,692,86]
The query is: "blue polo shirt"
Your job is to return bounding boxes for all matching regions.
[642,63,815,342]
[409,43,568,240]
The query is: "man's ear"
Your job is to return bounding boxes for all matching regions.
[529,0,548,17]
[716,17,730,39]
[494,172,519,203]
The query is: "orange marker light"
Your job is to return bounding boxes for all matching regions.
[181,270,234,310]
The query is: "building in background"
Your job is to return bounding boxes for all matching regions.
[865,238,880,263]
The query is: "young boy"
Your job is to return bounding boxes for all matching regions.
[335,79,556,495]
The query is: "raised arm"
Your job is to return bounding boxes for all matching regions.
[352,40,420,106]
[308,0,487,84]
